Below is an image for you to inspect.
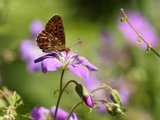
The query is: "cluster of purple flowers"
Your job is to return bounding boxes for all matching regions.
[31,106,78,120]
[20,20,45,72]
[20,10,159,120]
[83,75,132,112]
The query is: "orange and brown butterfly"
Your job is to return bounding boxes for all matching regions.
[37,15,69,52]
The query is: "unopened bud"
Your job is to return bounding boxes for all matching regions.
[110,89,122,105]
[146,44,152,53]
[121,16,127,23]
[106,103,126,116]
[136,38,142,45]
[75,84,94,108]
[120,8,128,23]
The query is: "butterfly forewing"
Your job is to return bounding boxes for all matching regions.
[37,15,66,52]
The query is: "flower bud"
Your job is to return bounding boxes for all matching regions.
[75,84,94,108]
[106,103,126,116]
[110,89,122,105]
[120,9,128,23]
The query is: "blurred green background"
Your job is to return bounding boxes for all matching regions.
[1,0,160,119]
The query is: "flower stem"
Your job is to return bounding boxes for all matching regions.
[62,80,78,93]
[150,48,160,57]
[91,84,112,94]
[67,101,83,120]
[121,8,160,58]
[54,69,65,120]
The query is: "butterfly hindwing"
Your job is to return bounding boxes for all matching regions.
[37,30,55,52]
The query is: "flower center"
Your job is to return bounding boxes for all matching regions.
[58,52,77,66]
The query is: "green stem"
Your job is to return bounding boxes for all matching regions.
[62,80,78,93]
[91,84,112,94]
[151,48,160,57]
[121,8,160,58]
[54,69,65,120]
[67,101,83,120]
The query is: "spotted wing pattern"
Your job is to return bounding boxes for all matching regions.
[37,15,66,52]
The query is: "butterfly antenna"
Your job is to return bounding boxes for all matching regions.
[68,38,82,49]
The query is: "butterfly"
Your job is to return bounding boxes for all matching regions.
[37,15,69,52]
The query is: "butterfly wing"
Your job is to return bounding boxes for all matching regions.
[37,15,66,52]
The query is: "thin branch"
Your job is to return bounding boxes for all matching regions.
[120,8,160,58]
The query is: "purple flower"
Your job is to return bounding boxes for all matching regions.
[99,30,132,69]
[30,20,44,38]
[83,75,107,112]
[51,106,78,120]
[31,107,49,120]
[83,76,132,113]
[34,51,98,79]
[30,106,78,120]
[118,11,159,49]
[20,20,45,72]
[82,94,94,108]
[99,31,117,66]
[75,83,94,108]
[107,78,132,105]
[20,40,45,72]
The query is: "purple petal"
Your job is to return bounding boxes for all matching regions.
[119,90,130,105]
[66,51,79,60]
[20,40,45,60]
[41,57,62,73]
[96,102,107,113]
[68,64,89,79]
[20,40,45,72]
[69,113,78,120]
[83,75,102,92]
[30,106,49,120]
[20,40,45,61]
[20,40,35,61]
[30,20,44,38]
[83,76,108,113]
[50,106,78,120]
[72,55,83,64]
[79,57,98,71]
[50,106,68,120]
[83,76,107,100]
[27,61,42,72]
[83,96,94,108]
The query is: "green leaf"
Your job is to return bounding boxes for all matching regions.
[16,104,32,116]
